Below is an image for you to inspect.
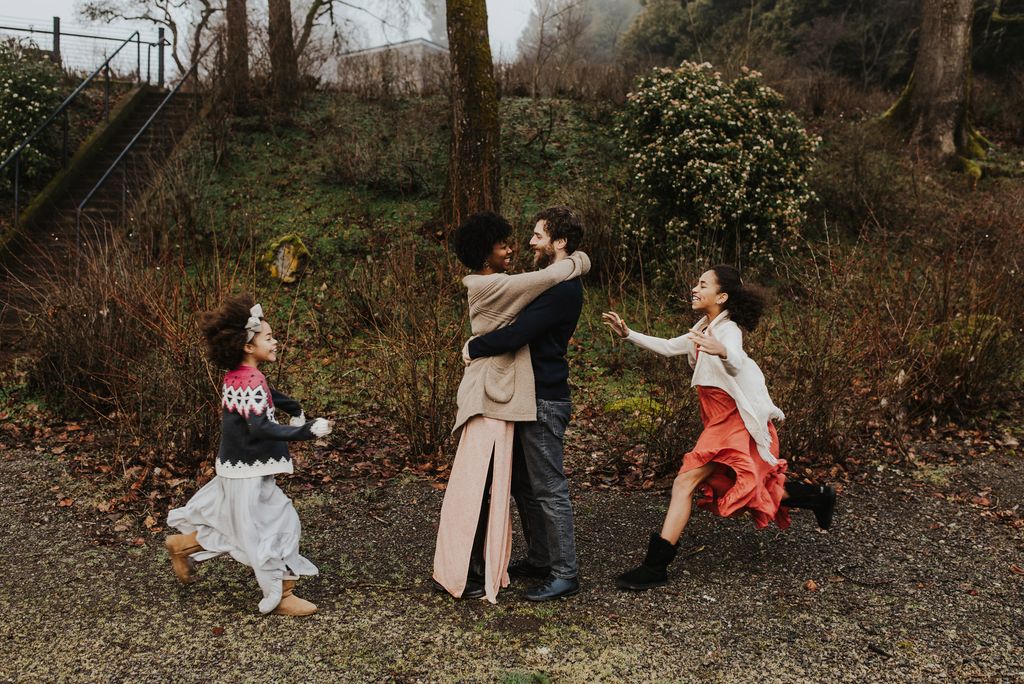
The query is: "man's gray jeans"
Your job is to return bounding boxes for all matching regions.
[512,398,578,580]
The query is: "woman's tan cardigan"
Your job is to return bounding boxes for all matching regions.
[452,252,590,433]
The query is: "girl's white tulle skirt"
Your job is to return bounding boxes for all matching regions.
[166,474,318,613]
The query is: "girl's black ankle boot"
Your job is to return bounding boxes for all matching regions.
[784,482,836,529]
[615,533,678,591]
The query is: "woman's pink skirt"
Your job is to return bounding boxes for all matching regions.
[432,415,514,603]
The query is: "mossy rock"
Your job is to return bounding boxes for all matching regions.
[603,396,667,434]
[264,234,311,283]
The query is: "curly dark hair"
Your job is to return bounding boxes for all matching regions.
[198,293,259,370]
[451,211,513,271]
[535,205,583,254]
[710,264,768,332]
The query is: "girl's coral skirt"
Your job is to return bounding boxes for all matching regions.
[683,386,791,530]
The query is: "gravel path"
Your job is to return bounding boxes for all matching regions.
[1,443,1021,683]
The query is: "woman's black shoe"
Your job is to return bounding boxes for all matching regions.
[615,533,678,591]
[431,577,486,599]
[461,578,486,599]
[507,558,551,580]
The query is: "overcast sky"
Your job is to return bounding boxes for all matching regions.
[0,0,532,59]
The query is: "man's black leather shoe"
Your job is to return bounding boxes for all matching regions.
[507,558,551,580]
[524,576,580,602]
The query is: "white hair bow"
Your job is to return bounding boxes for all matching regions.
[245,304,264,342]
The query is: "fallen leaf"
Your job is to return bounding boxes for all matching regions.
[143,515,157,529]
[212,627,225,636]
[804,579,819,592]
[57,497,73,507]
[1010,564,1024,575]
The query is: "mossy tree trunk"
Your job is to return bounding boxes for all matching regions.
[269,0,300,111]
[224,0,249,114]
[884,0,987,171]
[443,0,501,229]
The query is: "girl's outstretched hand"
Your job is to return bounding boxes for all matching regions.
[310,418,332,437]
[687,330,726,358]
[601,311,630,338]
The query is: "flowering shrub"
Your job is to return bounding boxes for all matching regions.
[618,62,818,277]
[0,39,63,193]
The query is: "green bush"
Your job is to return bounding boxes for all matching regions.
[908,314,1023,418]
[618,62,818,280]
[0,39,63,192]
[603,396,668,436]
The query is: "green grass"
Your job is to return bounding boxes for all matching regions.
[499,672,552,684]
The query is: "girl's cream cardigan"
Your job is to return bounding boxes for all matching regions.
[625,310,784,464]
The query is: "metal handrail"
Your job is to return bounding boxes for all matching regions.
[75,40,215,251]
[1,29,144,226]
[0,23,140,45]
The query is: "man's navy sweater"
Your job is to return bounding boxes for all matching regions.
[467,278,583,402]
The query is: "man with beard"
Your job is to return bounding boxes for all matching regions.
[463,206,585,601]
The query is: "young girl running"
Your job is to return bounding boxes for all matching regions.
[602,265,835,591]
[165,295,332,615]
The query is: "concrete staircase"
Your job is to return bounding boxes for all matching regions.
[0,88,199,351]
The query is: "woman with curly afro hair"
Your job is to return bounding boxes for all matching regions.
[602,265,836,591]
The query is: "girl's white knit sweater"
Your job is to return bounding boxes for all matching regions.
[625,310,784,465]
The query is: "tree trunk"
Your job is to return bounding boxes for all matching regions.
[443,0,501,229]
[269,0,300,111]
[224,0,249,113]
[884,0,983,165]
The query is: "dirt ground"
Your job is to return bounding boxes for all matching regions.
[0,435,1022,683]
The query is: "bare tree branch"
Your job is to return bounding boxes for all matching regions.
[80,0,222,75]
[295,0,410,58]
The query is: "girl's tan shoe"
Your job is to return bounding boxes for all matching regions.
[272,580,317,616]
[165,532,202,583]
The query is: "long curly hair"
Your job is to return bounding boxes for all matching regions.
[198,294,257,370]
[710,264,768,332]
